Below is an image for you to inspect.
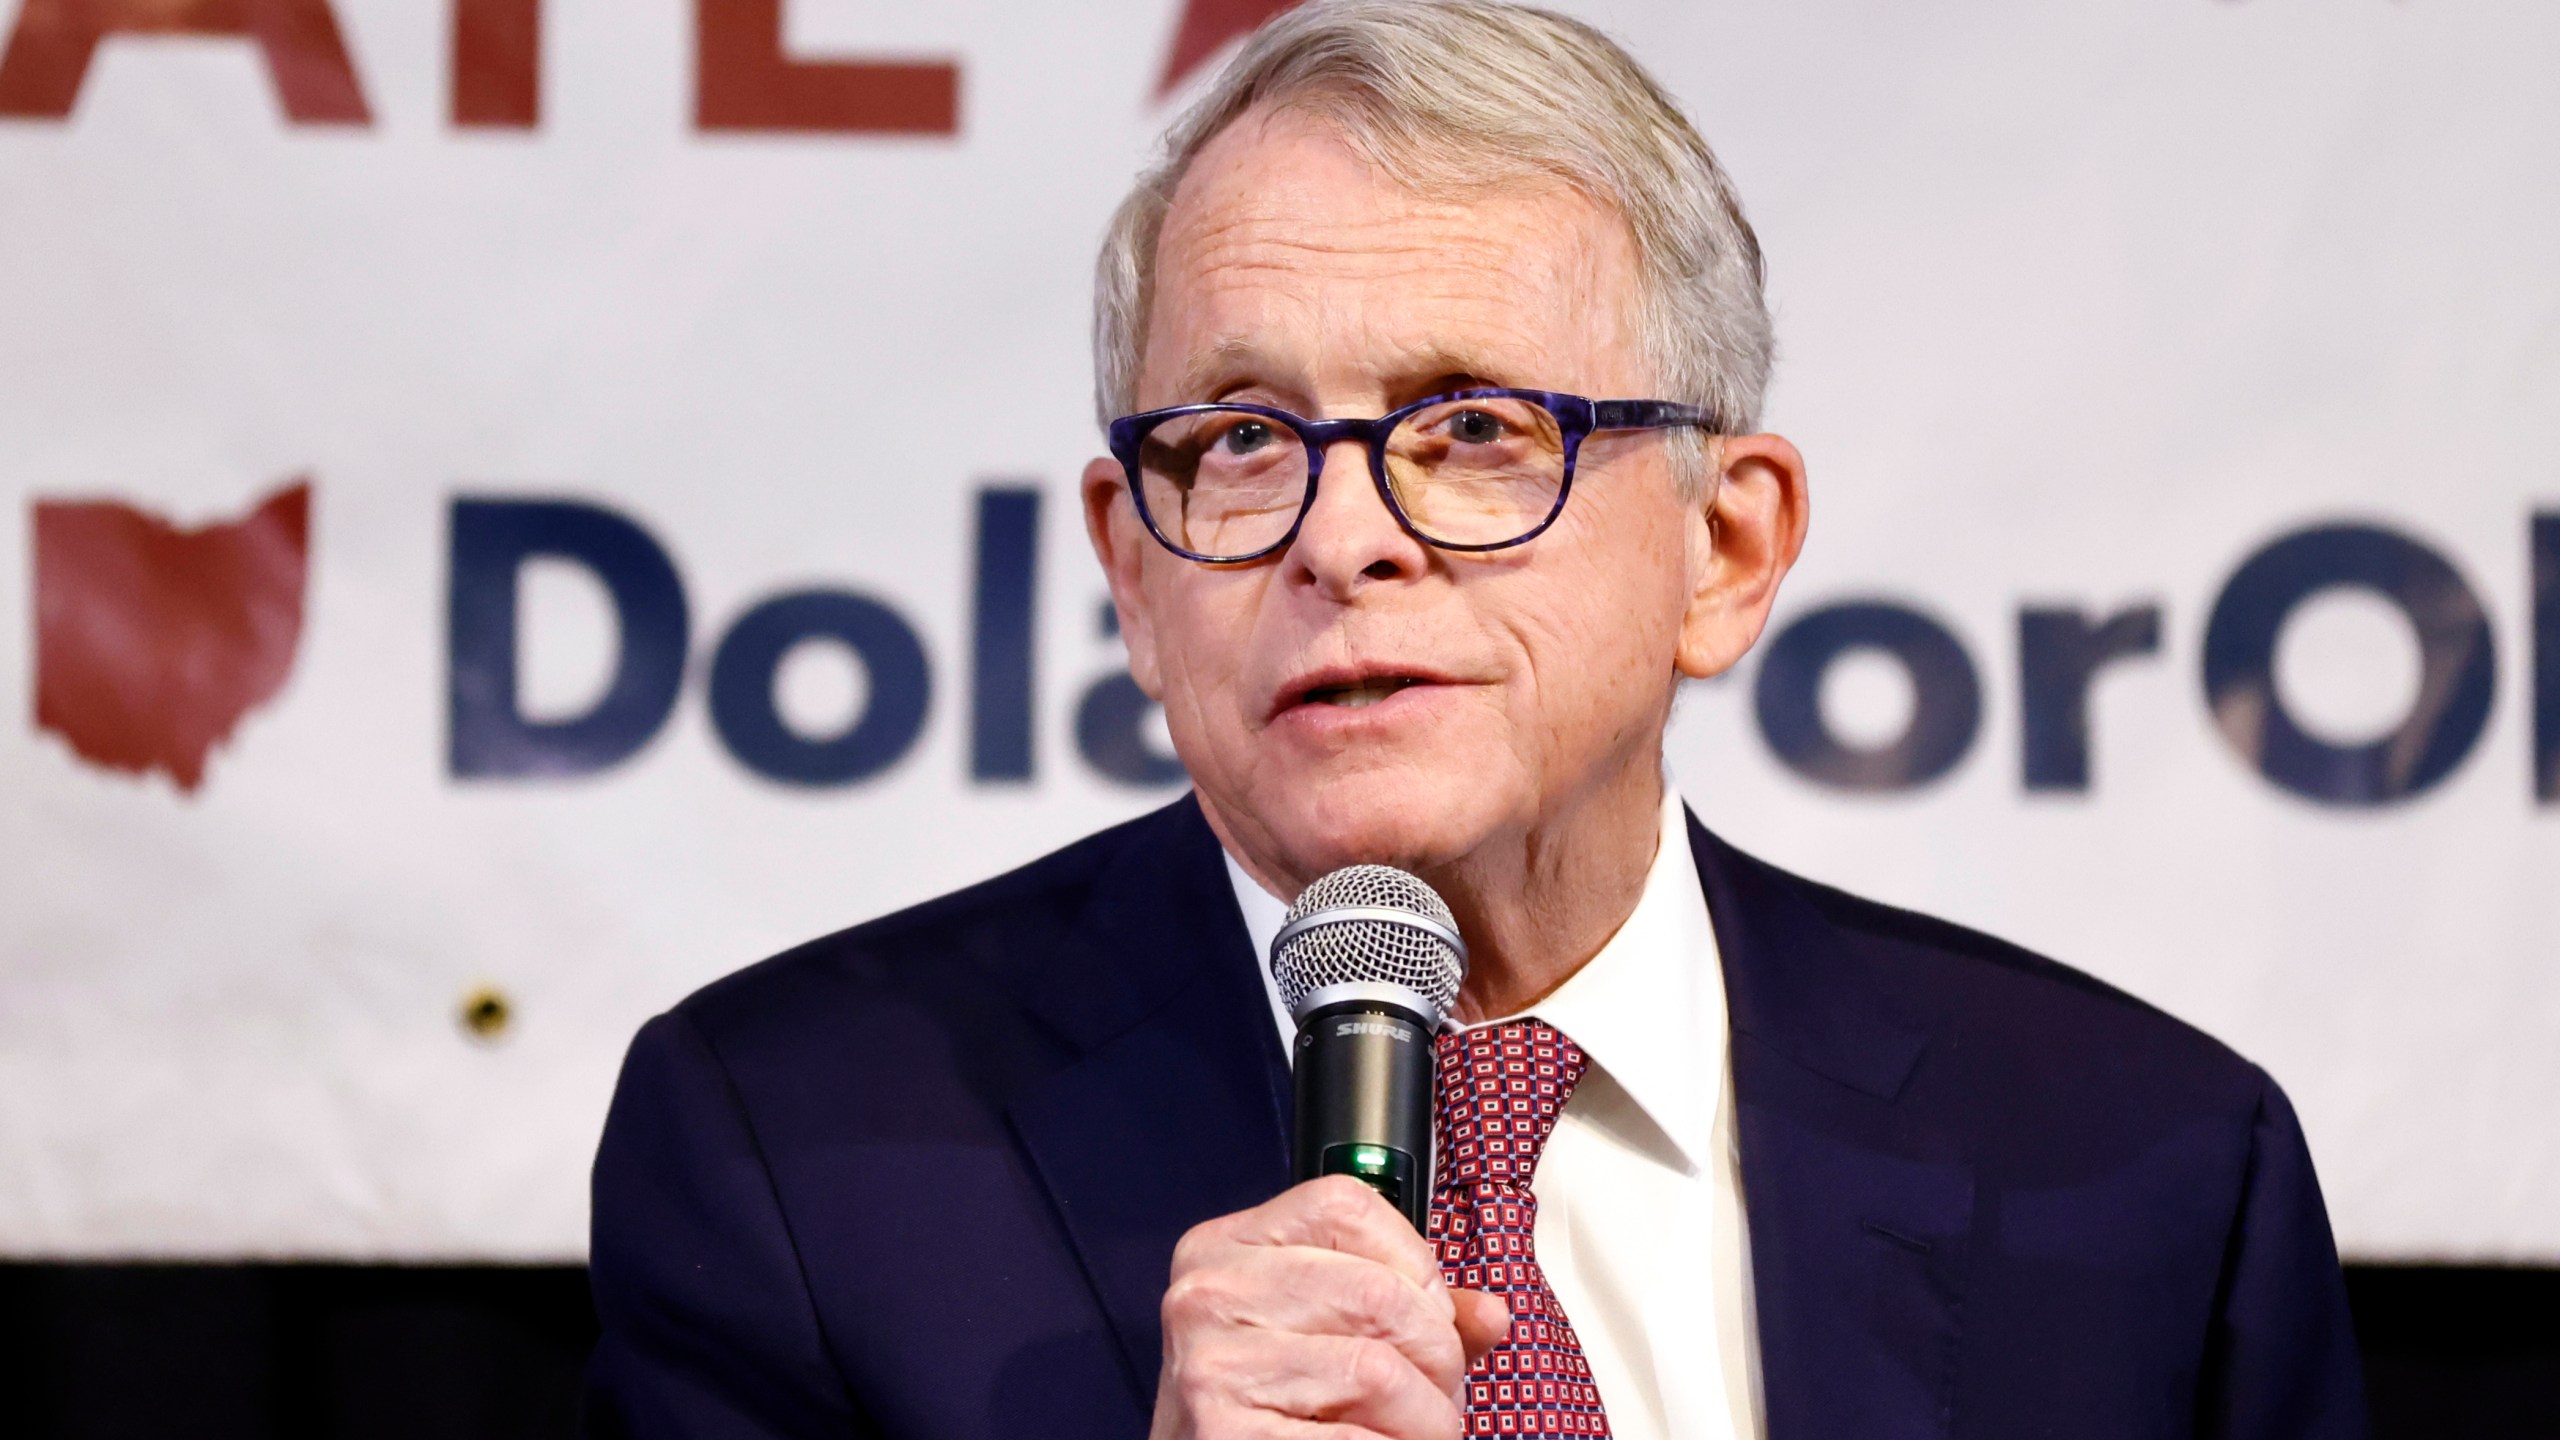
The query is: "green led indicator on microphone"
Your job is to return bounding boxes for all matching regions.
[1318,1141,1418,1217]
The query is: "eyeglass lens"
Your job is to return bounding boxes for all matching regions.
[1135,396,1569,560]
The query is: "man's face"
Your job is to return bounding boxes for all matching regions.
[1085,108,1769,893]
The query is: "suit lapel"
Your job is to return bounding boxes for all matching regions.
[1690,813,1974,1440]
[1006,796,1293,1395]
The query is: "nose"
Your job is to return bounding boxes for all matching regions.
[1286,434,1431,598]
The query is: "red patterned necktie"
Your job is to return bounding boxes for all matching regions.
[1429,1019,1612,1437]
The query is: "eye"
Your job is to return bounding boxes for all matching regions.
[1216,420,1277,455]
[1447,408,1508,444]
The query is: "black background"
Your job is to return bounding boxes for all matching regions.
[1,1263,2554,1437]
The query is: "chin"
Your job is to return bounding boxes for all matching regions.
[1257,761,1514,882]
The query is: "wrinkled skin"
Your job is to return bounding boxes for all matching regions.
[1084,106,1809,1440]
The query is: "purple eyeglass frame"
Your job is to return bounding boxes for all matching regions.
[1106,386,1720,564]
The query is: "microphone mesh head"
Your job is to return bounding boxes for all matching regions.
[1270,864,1466,1023]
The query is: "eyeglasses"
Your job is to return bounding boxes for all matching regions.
[1107,387,1719,564]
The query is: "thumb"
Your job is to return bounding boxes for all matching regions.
[1453,1288,1511,1362]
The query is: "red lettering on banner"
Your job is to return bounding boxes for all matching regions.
[452,0,538,128]
[0,0,370,123]
[694,0,956,135]
[33,480,313,794]
[1159,0,1301,97]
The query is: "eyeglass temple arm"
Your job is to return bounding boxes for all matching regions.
[1590,399,1719,433]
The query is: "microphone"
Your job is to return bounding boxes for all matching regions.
[1269,865,1469,1232]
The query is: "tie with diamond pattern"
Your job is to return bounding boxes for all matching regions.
[1428,1019,1612,1436]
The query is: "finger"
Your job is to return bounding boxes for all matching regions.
[1207,1330,1466,1440]
[1202,1176,1448,1294]
[1178,1408,1400,1440]
[1451,1289,1510,1364]
[1166,1245,1469,1393]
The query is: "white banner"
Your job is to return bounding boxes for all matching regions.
[1,0,2553,1261]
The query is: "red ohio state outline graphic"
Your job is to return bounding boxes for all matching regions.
[33,479,312,794]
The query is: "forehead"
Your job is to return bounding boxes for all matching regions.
[1140,106,1646,405]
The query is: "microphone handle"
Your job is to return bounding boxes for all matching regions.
[1290,997,1436,1231]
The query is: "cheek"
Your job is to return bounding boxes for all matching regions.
[1501,504,1689,724]
[1142,568,1263,721]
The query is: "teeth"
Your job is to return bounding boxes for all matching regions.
[1312,678,1417,708]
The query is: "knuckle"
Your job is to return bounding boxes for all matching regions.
[1303,1174,1379,1226]
[1170,1218,1226,1273]
[1161,1271,1232,1331]
[1343,1263,1410,1331]
[1169,1338,1249,1411]
[1185,1339,1241,1391]
[1341,1335,1407,1397]
[1411,1324,1464,1384]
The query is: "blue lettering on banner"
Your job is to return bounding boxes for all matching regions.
[2019,604,2164,792]
[709,591,932,786]
[1755,600,1982,791]
[448,497,688,778]
[969,487,1040,782]
[2202,522,2495,806]
[1075,599,1186,787]
[438,495,2554,804]
[1076,674,1186,787]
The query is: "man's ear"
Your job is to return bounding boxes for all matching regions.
[1082,455,1164,697]
[1675,433,1809,681]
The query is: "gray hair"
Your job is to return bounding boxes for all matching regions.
[1092,0,1773,466]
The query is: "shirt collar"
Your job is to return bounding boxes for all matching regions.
[1226,784,1728,1175]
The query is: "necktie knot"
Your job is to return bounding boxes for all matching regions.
[1431,1018,1590,1193]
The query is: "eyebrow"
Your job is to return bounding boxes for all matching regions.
[1165,337,1277,405]
[1158,338,1529,411]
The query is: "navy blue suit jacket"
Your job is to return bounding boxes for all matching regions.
[584,795,2366,1438]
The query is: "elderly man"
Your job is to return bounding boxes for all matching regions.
[583,3,2366,1437]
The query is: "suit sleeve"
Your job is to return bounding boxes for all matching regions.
[582,1010,874,1439]
[2195,1072,2368,1439]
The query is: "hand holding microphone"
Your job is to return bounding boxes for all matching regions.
[1152,1175,1510,1439]
[1152,866,1509,1440]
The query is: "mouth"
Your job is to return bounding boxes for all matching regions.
[1298,676,1426,710]
[1271,664,1462,721]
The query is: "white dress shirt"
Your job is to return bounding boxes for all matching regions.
[1225,786,1766,1440]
